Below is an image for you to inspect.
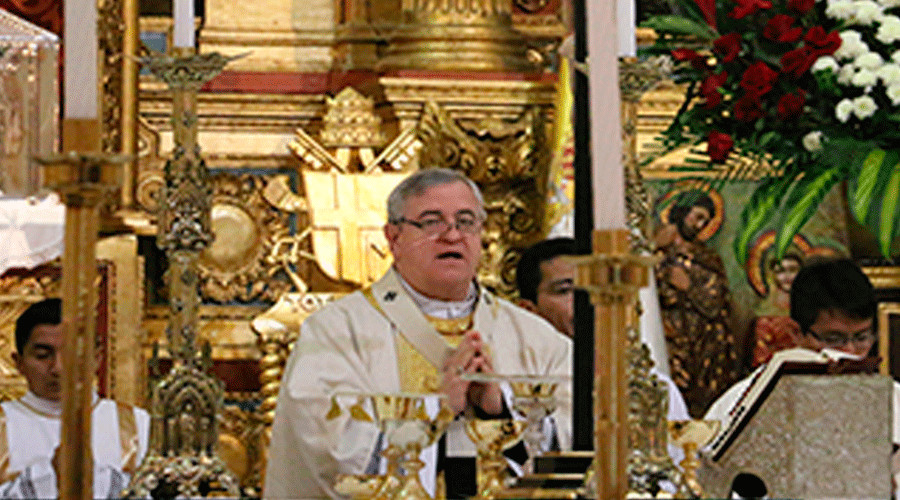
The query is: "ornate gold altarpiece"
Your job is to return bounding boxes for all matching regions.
[0,0,708,495]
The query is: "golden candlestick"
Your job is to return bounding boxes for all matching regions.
[572,229,656,499]
[123,48,242,498]
[36,152,128,500]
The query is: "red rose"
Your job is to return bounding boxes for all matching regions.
[776,89,806,119]
[693,0,718,29]
[707,131,734,163]
[805,26,841,54]
[788,0,814,14]
[714,33,742,63]
[734,92,765,122]
[700,71,729,109]
[729,0,772,19]
[672,48,709,70]
[739,61,778,95]
[764,14,803,43]
[780,46,815,78]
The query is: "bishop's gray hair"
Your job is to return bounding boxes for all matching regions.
[386,168,486,223]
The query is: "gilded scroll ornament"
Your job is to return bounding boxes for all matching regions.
[197,173,293,303]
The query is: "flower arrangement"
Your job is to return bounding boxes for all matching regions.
[643,0,900,260]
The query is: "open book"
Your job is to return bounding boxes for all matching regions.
[706,347,879,462]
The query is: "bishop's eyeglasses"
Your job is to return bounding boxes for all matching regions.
[392,212,483,237]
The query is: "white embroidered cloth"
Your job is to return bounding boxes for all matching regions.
[0,194,64,275]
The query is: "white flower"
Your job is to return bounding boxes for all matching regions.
[835,31,869,60]
[836,98,855,122]
[853,95,878,119]
[802,131,825,152]
[813,56,840,73]
[852,1,884,25]
[827,0,857,20]
[887,85,900,105]
[855,52,885,69]
[877,64,900,85]
[880,0,900,8]
[852,68,878,87]
[876,15,900,43]
[838,64,857,84]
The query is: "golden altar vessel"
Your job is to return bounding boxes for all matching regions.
[329,392,455,500]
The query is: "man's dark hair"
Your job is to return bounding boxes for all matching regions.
[516,238,575,302]
[667,191,716,226]
[15,298,61,354]
[789,258,875,333]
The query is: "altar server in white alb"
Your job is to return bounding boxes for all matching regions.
[265,168,572,499]
[0,298,150,498]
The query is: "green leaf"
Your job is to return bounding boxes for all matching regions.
[851,148,886,223]
[878,165,900,257]
[758,132,779,148]
[733,177,793,264]
[641,16,716,40]
[774,169,843,258]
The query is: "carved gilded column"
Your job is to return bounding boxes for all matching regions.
[620,57,670,255]
[377,0,536,71]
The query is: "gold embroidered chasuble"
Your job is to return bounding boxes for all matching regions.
[395,314,472,393]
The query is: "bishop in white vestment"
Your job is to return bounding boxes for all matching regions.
[264,169,572,499]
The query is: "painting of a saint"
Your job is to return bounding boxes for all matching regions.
[746,232,838,367]
[654,188,741,417]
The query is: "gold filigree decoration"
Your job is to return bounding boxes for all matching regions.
[627,324,680,495]
[416,101,550,297]
[197,173,293,303]
[127,49,239,498]
[98,0,124,155]
[620,57,671,255]
[289,87,421,174]
[126,354,240,498]
[320,87,386,148]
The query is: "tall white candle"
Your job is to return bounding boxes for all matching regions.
[64,0,98,119]
[588,0,626,230]
[173,0,195,48]
[617,0,636,57]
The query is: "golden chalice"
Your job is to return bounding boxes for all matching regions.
[462,373,569,474]
[329,392,454,499]
[465,419,527,498]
